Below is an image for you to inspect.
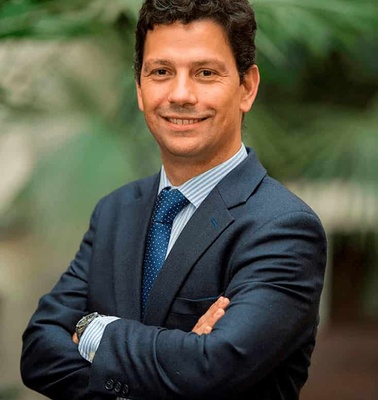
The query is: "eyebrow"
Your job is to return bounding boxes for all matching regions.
[143,58,230,74]
[194,60,229,73]
[142,59,172,73]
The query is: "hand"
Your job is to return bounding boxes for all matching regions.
[192,296,230,335]
[72,332,79,344]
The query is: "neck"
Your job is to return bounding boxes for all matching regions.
[163,162,211,186]
[162,146,241,186]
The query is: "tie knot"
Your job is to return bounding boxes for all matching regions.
[152,188,189,225]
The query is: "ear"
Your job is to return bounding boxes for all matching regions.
[136,81,144,112]
[240,65,260,113]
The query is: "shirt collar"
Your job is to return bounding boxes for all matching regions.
[159,144,248,209]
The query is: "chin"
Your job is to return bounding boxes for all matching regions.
[166,147,202,159]
[160,137,205,157]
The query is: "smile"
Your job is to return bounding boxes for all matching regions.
[166,117,206,125]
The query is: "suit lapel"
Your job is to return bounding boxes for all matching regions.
[143,188,233,325]
[143,149,267,326]
[113,175,159,321]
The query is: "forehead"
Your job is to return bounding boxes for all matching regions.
[143,20,236,66]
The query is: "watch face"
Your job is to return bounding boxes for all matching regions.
[76,312,100,339]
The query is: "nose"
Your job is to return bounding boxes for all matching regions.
[167,74,198,106]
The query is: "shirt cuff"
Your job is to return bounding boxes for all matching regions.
[78,315,119,363]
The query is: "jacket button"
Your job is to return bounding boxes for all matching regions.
[105,379,115,391]
[114,381,122,394]
[121,384,130,396]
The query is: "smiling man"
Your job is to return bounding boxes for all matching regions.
[21,1,327,400]
[136,20,259,183]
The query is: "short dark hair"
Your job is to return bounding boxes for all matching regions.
[134,0,257,84]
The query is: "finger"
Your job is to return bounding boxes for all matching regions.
[72,333,79,344]
[204,325,212,334]
[192,296,225,331]
[197,308,226,335]
[202,296,228,321]
[200,296,229,327]
[192,297,229,334]
[206,307,226,329]
[194,311,225,335]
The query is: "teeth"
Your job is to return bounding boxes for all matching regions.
[168,118,202,125]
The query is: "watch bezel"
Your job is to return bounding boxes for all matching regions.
[75,312,102,340]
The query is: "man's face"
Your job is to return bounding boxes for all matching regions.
[137,20,259,169]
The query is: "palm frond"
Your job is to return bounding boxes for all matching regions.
[254,0,378,66]
[0,0,137,38]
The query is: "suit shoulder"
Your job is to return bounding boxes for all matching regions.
[251,175,322,222]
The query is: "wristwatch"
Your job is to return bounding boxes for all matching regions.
[75,312,104,340]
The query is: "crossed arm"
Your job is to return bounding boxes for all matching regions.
[21,201,326,400]
[72,295,230,345]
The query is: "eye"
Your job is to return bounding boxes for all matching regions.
[153,69,169,76]
[198,70,214,77]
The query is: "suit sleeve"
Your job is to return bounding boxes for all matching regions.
[20,201,106,400]
[89,210,327,399]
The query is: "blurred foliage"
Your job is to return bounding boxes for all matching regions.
[0,0,132,38]
[248,0,378,182]
[0,0,377,246]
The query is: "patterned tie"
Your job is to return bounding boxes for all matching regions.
[142,188,189,314]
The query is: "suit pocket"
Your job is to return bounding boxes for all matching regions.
[165,294,223,331]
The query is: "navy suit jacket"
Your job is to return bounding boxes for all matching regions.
[21,148,327,400]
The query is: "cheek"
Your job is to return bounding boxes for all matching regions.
[212,85,241,108]
[143,92,166,114]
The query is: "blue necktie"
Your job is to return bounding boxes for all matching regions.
[142,188,189,314]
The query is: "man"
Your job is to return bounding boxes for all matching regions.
[21,1,327,399]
